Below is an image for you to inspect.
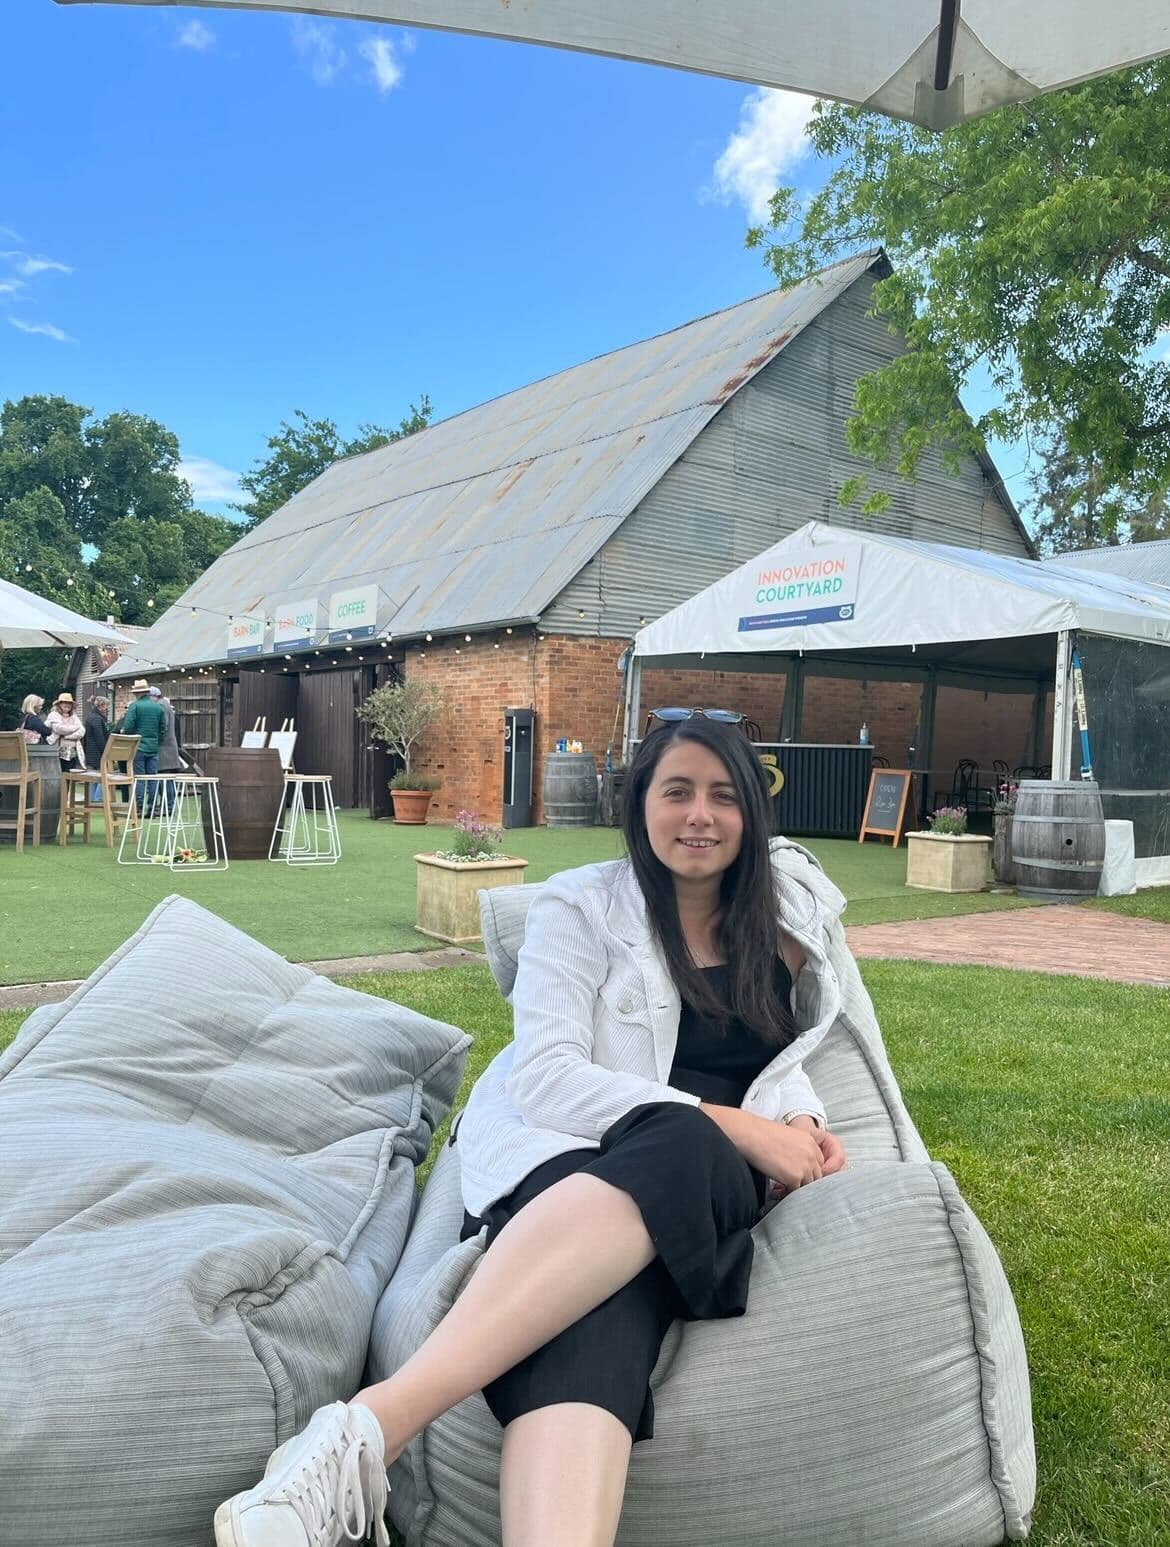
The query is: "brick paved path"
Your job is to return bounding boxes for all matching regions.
[847,906,1170,987]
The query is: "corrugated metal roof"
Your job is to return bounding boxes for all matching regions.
[110,251,884,673]
[1044,539,1170,589]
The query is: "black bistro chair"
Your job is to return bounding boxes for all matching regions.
[942,759,995,815]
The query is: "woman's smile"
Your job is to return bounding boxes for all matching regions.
[644,742,744,881]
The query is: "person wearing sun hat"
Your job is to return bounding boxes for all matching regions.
[118,680,168,812]
[45,691,87,773]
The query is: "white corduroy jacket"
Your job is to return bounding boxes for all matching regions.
[457,842,846,1217]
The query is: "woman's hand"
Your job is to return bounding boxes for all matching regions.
[768,1122,847,1198]
[700,1104,824,1191]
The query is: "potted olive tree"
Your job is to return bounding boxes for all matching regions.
[356,678,442,824]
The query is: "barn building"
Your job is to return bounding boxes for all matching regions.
[112,250,1034,822]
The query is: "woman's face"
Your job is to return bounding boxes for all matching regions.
[643,738,744,885]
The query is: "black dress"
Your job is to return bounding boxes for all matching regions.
[460,957,796,1441]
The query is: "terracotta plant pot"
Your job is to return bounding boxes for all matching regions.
[415,853,530,943]
[390,787,435,825]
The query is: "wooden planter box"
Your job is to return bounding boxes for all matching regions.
[905,832,992,893]
[415,853,530,944]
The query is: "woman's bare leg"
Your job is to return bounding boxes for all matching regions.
[499,1404,632,1547]
[354,1173,655,1462]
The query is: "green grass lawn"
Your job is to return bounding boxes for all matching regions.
[2,959,1166,1544]
[1090,888,1170,924]
[0,814,1055,986]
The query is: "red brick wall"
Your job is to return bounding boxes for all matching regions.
[637,667,787,741]
[397,632,1053,826]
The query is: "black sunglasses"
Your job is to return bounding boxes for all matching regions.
[648,707,745,725]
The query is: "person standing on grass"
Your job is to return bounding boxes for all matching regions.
[150,685,183,813]
[118,679,167,814]
[44,692,87,772]
[84,696,111,802]
[17,694,52,744]
[215,711,848,1547]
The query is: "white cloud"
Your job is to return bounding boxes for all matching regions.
[179,455,244,505]
[0,225,22,242]
[9,318,76,344]
[361,35,404,94]
[177,19,215,52]
[0,278,26,295]
[292,18,347,86]
[1,250,73,278]
[711,89,815,224]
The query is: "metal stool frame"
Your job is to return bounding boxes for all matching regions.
[269,774,341,865]
[116,774,229,871]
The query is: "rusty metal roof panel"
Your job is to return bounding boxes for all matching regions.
[115,254,879,672]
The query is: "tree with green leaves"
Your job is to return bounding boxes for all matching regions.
[233,398,433,529]
[749,62,1170,526]
[0,394,241,725]
[0,395,240,625]
[1029,436,1170,554]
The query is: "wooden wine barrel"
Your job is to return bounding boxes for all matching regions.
[201,747,285,859]
[1011,779,1105,901]
[543,751,598,827]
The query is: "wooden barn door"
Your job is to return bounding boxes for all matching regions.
[296,668,368,808]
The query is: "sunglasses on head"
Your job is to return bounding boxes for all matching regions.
[648,707,745,725]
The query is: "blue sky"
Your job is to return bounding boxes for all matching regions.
[2,2,1030,519]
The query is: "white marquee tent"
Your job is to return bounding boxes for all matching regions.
[63,1,1170,130]
[0,576,136,652]
[628,521,1170,883]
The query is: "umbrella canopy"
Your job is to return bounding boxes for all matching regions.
[0,576,137,651]
[61,1,1170,128]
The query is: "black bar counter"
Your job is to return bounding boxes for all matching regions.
[755,742,873,838]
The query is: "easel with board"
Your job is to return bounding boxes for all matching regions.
[858,767,913,848]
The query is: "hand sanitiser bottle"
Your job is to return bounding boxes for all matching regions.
[859,722,870,746]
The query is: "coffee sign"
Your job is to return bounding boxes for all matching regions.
[327,585,378,642]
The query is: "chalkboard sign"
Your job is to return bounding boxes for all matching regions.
[858,768,913,847]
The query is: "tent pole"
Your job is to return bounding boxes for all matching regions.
[622,653,642,762]
[1051,631,1073,778]
[1029,680,1047,769]
[915,666,938,821]
[779,656,804,740]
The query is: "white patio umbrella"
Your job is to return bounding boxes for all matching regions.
[61,0,1170,128]
[0,576,136,651]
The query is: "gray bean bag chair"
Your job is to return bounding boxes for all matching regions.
[0,895,469,1547]
[369,873,1036,1546]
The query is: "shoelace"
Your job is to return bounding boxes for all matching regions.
[283,1424,390,1547]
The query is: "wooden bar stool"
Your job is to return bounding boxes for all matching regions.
[59,733,141,847]
[0,732,42,851]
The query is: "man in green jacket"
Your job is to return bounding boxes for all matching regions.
[119,679,168,813]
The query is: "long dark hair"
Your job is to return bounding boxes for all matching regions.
[621,719,793,1043]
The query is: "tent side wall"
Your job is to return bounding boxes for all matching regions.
[1079,633,1170,882]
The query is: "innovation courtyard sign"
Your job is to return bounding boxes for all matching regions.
[326,585,378,642]
[737,546,862,634]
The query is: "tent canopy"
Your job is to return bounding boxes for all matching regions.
[0,577,136,651]
[632,521,1170,683]
[66,1,1170,129]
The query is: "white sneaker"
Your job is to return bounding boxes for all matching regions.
[214,1401,390,1547]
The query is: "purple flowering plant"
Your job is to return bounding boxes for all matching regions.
[927,805,969,836]
[437,809,504,862]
